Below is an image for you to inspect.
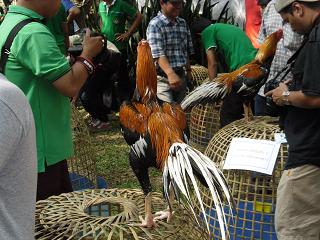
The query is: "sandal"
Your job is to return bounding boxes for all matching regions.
[89,120,111,133]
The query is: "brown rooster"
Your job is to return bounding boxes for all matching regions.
[119,41,234,238]
[181,29,283,121]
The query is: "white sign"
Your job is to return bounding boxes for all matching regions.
[223,138,281,175]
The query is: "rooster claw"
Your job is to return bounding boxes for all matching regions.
[139,215,157,228]
[154,210,174,223]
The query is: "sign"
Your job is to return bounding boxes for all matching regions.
[223,138,281,175]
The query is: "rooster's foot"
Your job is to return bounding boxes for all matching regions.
[140,215,157,228]
[154,210,174,223]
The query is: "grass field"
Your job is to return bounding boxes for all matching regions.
[90,113,163,192]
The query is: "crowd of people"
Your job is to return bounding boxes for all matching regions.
[0,0,319,239]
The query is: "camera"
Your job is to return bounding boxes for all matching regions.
[264,78,289,117]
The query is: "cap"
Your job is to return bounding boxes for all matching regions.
[275,0,319,12]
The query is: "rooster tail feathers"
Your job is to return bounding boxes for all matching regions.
[181,80,228,110]
[162,143,234,239]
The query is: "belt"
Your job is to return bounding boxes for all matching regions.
[157,67,185,78]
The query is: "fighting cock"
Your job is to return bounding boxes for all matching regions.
[181,29,283,121]
[119,41,234,238]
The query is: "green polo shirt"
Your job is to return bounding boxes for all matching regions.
[46,4,68,55]
[98,0,137,50]
[0,5,73,173]
[201,23,257,72]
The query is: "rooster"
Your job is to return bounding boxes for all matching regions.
[181,29,283,121]
[119,41,234,238]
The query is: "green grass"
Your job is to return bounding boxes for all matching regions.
[90,113,163,192]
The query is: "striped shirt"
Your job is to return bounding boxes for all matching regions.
[257,0,304,96]
[146,12,194,68]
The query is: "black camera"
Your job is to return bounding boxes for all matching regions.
[264,78,287,117]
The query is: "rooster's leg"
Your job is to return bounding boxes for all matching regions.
[243,102,253,122]
[129,151,156,228]
[154,185,175,223]
[141,192,156,228]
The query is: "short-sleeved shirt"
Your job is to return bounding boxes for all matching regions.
[201,23,257,72]
[146,12,194,68]
[0,5,73,173]
[257,0,303,96]
[46,4,68,55]
[283,22,320,170]
[98,0,137,50]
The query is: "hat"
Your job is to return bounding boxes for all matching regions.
[275,0,319,12]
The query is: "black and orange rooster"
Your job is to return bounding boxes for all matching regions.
[181,29,283,120]
[119,41,233,238]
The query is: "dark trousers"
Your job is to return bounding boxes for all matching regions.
[254,94,267,116]
[37,160,73,201]
[117,49,134,102]
[220,91,244,128]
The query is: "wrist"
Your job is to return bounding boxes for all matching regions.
[282,90,291,105]
[76,56,95,75]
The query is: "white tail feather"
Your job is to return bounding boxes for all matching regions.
[163,143,233,239]
[180,80,228,110]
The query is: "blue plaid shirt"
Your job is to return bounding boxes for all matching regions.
[146,12,194,68]
[257,0,304,96]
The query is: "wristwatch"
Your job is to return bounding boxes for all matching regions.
[282,91,290,105]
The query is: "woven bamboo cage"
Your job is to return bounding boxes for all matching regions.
[35,188,207,240]
[68,105,97,190]
[189,102,221,153]
[185,65,209,130]
[189,116,288,239]
[190,65,209,88]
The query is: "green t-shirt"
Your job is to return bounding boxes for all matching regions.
[0,5,73,173]
[201,23,258,72]
[98,0,137,50]
[46,4,68,55]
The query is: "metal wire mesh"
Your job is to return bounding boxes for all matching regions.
[67,105,97,190]
[192,116,288,239]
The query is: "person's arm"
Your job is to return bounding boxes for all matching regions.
[53,29,104,97]
[157,56,182,90]
[265,82,320,108]
[115,12,142,41]
[206,48,218,80]
[67,6,80,23]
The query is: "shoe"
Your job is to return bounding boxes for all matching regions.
[89,120,110,133]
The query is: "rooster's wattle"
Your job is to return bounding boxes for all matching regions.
[119,41,234,238]
[181,29,283,121]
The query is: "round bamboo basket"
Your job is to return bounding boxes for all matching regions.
[190,65,209,88]
[35,188,207,240]
[185,65,209,131]
[189,102,221,153]
[192,116,288,239]
[68,105,97,190]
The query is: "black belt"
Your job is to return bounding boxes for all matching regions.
[157,67,185,78]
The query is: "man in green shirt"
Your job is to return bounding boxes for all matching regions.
[0,0,104,200]
[192,18,258,127]
[98,0,142,103]
[46,4,69,55]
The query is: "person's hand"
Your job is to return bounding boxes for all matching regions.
[265,81,290,106]
[167,71,182,91]
[115,32,130,42]
[81,29,104,60]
